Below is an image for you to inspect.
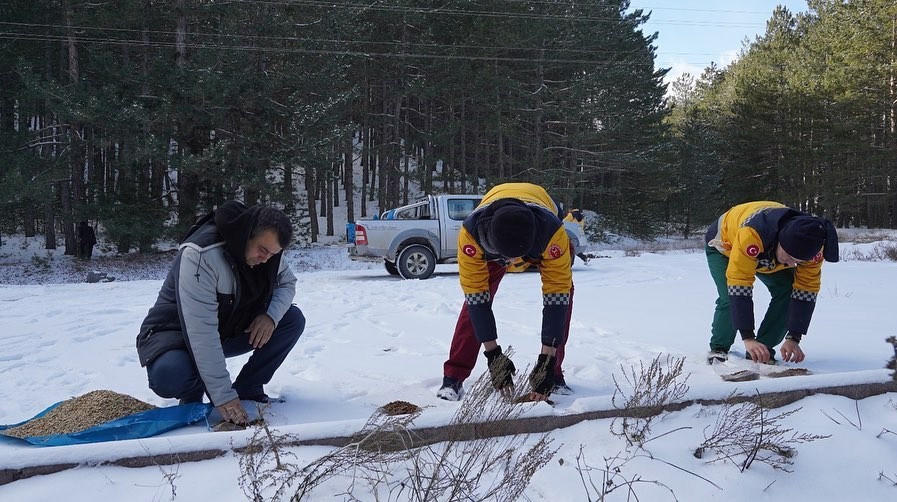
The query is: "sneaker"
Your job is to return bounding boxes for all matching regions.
[178,391,204,405]
[744,354,778,365]
[436,377,463,401]
[552,375,573,395]
[707,349,729,365]
[239,393,285,404]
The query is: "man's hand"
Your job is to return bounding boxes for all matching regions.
[484,346,516,395]
[217,398,249,425]
[246,314,275,348]
[528,354,556,402]
[744,339,771,363]
[780,339,805,363]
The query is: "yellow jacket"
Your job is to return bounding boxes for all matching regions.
[705,201,825,335]
[563,209,584,227]
[457,183,572,347]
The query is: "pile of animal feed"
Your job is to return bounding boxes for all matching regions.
[3,390,156,438]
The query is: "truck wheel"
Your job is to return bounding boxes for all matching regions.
[397,245,436,280]
[384,260,399,276]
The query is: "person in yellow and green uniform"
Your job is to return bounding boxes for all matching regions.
[704,201,839,365]
[437,183,574,402]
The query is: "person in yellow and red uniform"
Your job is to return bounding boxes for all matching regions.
[563,208,591,264]
[563,208,584,225]
[704,201,839,365]
[436,183,574,402]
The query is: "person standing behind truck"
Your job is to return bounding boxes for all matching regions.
[77,221,97,260]
[563,209,591,264]
[437,182,575,402]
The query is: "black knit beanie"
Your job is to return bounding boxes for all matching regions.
[779,215,826,261]
[487,200,536,258]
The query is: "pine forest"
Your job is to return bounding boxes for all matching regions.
[0,0,895,253]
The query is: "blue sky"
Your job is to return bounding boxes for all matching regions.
[629,1,808,85]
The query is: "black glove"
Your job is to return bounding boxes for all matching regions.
[529,354,557,396]
[484,346,516,390]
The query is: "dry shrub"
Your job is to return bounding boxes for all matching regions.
[881,243,897,261]
[238,351,558,502]
[695,391,829,472]
[573,445,693,501]
[841,241,897,262]
[576,354,716,501]
[838,230,896,244]
[610,354,690,448]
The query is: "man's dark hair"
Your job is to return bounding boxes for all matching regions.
[252,207,293,248]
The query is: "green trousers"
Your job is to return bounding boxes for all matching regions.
[706,246,793,356]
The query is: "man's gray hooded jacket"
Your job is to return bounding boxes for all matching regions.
[136,202,297,406]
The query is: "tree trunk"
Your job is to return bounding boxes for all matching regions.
[175,0,188,68]
[23,201,36,237]
[62,0,79,255]
[378,80,388,210]
[64,0,79,82]
[45,190,57,250]
[533,50,545,172]
[361,94,370,216]
[173,0,199,233]
[332,146,340,208]
[344,129,355,223]
[318,174,326,218]
[326,174,334,237]
[304,165,318,243]
[459,99,467,193]
[890,12,896,136]
[496,62,505,181]
[473,123,482,188]
[62,154,76,255]
[886,12,897,228]
[283,161,295,215]
[447,112,455,193]
[423,100,433,193]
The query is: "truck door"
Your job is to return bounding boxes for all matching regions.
[441,198,480,258]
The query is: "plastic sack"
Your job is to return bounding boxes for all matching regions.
[0,402,211,447]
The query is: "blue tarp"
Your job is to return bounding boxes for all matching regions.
[0,402,211,447]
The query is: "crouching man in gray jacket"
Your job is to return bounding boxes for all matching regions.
[137,201,305,425]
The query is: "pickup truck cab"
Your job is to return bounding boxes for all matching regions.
[349,194,587,279]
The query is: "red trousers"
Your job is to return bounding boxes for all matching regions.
[442,260,574,382]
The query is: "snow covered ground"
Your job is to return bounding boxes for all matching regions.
[1,231,896,501]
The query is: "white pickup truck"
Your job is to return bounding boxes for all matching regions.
[348,194,588,279]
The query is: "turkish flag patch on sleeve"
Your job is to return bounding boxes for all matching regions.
[548,244,562,259]
[462,244,477,257]
[745,244,760,257]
